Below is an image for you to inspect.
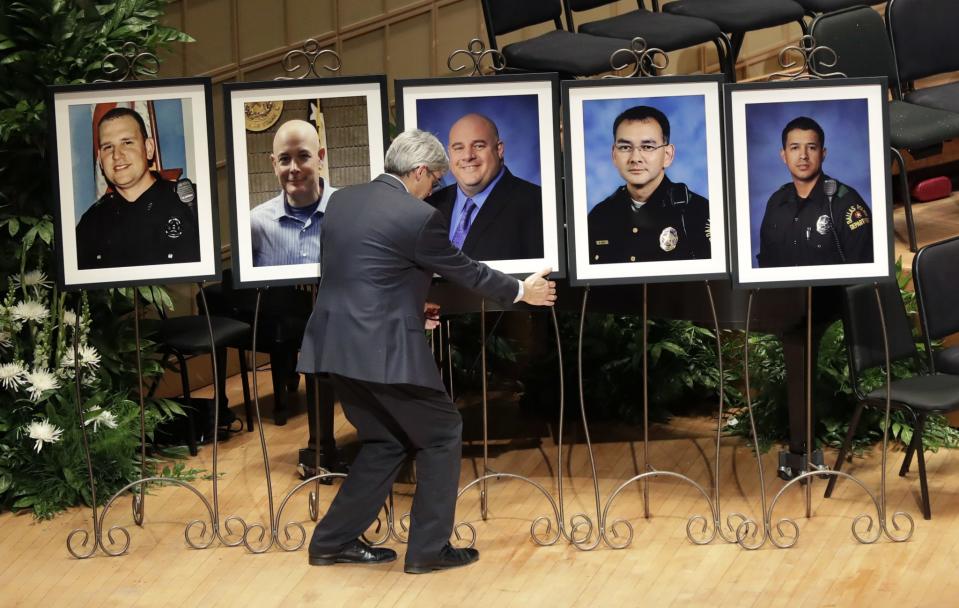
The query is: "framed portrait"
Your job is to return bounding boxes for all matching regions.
[725,78,894,288]
[48,78,220,290]
[224,75,389,288]
[563,76,728,286]
[395,74,564,278]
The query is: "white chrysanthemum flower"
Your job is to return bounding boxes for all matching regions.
[62,309,78,328]
[61,344,101,370]
[15,270,52,290]
[24,368,60,401]
[85,407,119,432]
[9,300,49,323]
[26,418,64,453]
[0,361,27,390]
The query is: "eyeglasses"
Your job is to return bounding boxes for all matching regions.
[613,142,669,155]
[427,169,444,191]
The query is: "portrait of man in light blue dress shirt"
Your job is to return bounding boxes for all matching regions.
[250,119,337,267]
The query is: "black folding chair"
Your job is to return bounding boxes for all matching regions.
[825,282,959,519]
[481,0,635,78]
[913,236,959,377]
[662,0,808,67]
[155,305,252,456]
[563,0,734,81]
[887,0,959,114]
[811,6,959,252]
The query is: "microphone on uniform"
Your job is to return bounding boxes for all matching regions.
[822,178,845,263]
[823,178,837,203]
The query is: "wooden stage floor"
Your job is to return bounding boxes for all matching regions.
[3,371,959,607]
[3,196,959,607]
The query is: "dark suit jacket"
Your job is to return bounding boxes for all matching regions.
[426,168,544,261]
[297,174,519,392]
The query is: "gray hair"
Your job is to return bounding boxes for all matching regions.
[384,129,449,176]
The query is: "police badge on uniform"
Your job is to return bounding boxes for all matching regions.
[164,217,184,239]
[659,227,679,252]
[815,214,833,235]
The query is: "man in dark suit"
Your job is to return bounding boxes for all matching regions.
[298,129,556,574]
[426,113,544,261]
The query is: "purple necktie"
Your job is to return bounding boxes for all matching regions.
[451,198,477,250]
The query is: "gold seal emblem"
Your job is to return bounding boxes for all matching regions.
[244,101,284,132]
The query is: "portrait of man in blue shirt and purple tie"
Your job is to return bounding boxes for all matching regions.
[426,113,543,261]
[250,119,336,267]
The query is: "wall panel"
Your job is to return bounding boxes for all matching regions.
[341,29,387,77]
[237,0,286,60]
[339,0,384,27]
[388,13,433,91]
[183,0,235,75]
[285,0,336,44]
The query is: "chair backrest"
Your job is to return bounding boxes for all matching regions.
[810,6,900,91]
[912,236,959,368]
[842,282,917,388]
[482,0,562,37]
[887,0,959,83]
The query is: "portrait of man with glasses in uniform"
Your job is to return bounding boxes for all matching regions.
[587,105,711,265]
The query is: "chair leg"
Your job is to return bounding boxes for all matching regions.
[825,401,864,498]
[729,32,745,65]
[913,414,932,519]
[900,429,919,476]
[713,34,735,83]
[899,408,921,476]
[270,349,296,426]
[176,353,198,457]
[238,348,253,432]
[891,147,918,252]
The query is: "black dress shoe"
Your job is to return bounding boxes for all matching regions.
[308,539,397,566]
[404,544,479,574]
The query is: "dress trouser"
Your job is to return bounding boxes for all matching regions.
[308,374,462,561]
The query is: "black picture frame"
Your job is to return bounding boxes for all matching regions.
[47,77,220,291]
[724,77,895,289]
[223,75,390,289]
[562,75,729,287]
[395,73,566,279]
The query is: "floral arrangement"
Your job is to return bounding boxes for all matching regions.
[0,0,197,519]
[0,266,191,518]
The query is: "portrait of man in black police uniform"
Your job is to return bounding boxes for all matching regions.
[756,116,873,268]
[76,107,200,270]
[587,105,711,265]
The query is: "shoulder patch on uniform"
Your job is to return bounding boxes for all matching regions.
[845,204,870,231]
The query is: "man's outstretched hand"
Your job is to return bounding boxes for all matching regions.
[521,267,557,307]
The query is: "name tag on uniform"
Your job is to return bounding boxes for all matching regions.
[595,240,609,246]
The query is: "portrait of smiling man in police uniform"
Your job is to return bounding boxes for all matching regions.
[587,105,710,265]
[756,116,873,268]
[76,107,200,270]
